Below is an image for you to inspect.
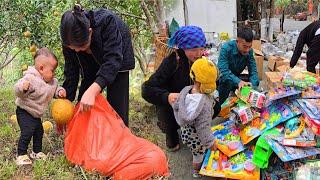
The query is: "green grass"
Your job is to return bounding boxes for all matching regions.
[33,155,74,179]
[0,74,166,179]
[0,158,16,179]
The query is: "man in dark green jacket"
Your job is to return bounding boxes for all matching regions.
[217,27,259,105]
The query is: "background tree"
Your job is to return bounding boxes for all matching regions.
[0,0,172,84]
[0,0,71,83]
[275,0,291,32]
[286,0,307,16]
[91,0,171,76]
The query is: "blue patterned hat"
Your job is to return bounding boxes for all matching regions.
[168,26,206,49]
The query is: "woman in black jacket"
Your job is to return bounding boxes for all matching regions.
[60,4,135,126]
[142,26,220,151]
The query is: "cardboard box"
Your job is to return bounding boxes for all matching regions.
[267,56,277,71]
[252,40,262,51]
[253,49,264,80]
[267,56,290,71]
[296,60,320,74]
[265,72,282,89]
[276,64,290,72]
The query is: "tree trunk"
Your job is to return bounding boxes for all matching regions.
[236,0,242,21]
[261,0,267,19]
[154,0,166,35]
[270,0,275,18]
[253,0,260,20]
[267,0,275,41]
[280,9,285,32]
[140,0,158,34]
[314,0,319,20]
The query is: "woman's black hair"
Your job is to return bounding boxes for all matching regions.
[60,4,90,47]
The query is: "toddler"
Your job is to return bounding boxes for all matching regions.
[172,57,219,177]
[14,47,66,165]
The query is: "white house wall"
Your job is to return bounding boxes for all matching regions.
[166,0,237,38]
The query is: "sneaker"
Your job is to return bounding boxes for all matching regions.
[30,151,47,160]
[16,155,32,165]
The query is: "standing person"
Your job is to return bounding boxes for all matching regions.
[60,4,135,126]
[14,48,66,165]
[142,26,221,151]
[172,57,218,177]
[218,27,259,105]
[290,20,320,74]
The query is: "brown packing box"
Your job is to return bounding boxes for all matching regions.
[276,64,290,72]
[267,56,290,71]
[253,49,264,80]
[265,72,282,89]
[276,57,290,70]
[252,40,262,51]
[267,56,277,71]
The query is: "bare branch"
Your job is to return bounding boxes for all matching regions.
[139,39,149,63]
[0,48,22,70]
[140,0,158,34]
[0,39,9,55]
[154,0,165,25]
[113,8,146,21]
[153,0,161,26]
[134,45,147,75]
[0,34,8,47]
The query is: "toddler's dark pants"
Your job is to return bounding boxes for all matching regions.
[16,106,43,155]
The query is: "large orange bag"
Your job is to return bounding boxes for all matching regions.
[64,94,169,179]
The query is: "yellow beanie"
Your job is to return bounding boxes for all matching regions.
[190,57,218,94]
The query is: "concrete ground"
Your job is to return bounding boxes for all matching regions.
[271,18,311,32]
[165,117,226,180]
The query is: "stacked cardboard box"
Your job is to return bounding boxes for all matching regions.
[253,49,264,80]
[252,40,261,51]
[252,40,264,80]
[276,64,290,72]
[267,56,290,71]
[265,72,282,89]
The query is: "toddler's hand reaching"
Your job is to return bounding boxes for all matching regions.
[58,89,66,98]
[168,93,179,105]
[22,81,30,91]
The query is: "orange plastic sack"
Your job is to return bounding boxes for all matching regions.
[64,94,169,179]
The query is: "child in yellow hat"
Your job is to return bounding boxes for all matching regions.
[172,56,219,178]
